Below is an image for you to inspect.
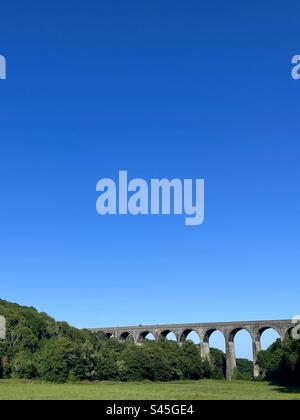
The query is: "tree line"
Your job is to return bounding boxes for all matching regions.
[1,299,298,384]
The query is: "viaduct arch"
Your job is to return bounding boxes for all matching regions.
[91,319,295,381]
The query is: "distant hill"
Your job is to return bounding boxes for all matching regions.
[0,298,87,345]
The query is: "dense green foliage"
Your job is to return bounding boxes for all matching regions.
[0,299,228,383]
[9,299,300,385]
[233,359,253,380]
[257,335,300,385]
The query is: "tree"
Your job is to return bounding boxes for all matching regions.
[11,351,37,379]
[257,337,300,384]
[209,348,226,379]
[36,337,83,383]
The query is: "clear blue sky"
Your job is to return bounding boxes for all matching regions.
[0,0,299,358]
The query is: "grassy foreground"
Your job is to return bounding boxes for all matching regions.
[0,379,300,400]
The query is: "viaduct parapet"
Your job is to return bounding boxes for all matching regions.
[91,319,295,381]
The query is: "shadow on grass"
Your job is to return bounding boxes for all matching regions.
[269,383,300,396]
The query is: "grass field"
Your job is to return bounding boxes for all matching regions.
[0,379,299,400]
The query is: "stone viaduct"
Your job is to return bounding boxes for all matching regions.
[91,319,295,381]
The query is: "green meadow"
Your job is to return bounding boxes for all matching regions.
[0,379,299,400]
